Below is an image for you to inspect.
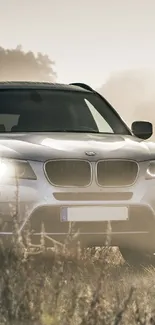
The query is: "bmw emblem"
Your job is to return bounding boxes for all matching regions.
[85,151,96,156]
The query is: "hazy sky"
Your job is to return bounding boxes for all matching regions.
[0,0,155,88]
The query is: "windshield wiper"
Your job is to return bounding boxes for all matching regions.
[9,128,114,134]
[42,128,114,134]
[36,127,100,133]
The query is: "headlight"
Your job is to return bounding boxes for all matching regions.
[0,159,37,181]
[146,161,155,179]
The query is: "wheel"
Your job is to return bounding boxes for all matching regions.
[119,247,155,267]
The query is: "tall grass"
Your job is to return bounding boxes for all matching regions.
[1,231,155,325]
[1,179,155,324]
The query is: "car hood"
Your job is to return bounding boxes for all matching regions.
[0,132,154,162]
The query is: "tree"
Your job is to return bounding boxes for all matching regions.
[0,45,57,82]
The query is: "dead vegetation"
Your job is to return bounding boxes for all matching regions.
[0,230,155,325]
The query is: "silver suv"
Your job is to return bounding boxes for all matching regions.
[0,81,154,265]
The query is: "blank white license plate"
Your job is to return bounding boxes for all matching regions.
[60,206,128,222]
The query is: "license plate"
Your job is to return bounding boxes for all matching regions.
[60,206,128,222]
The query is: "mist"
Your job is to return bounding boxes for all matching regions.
[98,68,155,139]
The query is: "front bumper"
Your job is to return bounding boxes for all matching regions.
[1,160,155,251]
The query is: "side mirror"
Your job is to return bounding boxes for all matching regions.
[131,121,153,140]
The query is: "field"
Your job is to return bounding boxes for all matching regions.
[1,234,155,325]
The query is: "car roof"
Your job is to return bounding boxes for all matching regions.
[0,81,91,92]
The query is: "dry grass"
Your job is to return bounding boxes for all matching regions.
[0,235,155,325]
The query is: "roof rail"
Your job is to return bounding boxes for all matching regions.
[69,82,93,92]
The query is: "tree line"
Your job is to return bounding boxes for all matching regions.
[0,45,56,82]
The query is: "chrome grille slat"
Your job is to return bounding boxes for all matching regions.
[97,160,139,187]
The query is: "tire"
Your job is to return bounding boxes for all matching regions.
[119,247,155,267]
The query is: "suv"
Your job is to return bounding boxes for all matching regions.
[0,81,154,265]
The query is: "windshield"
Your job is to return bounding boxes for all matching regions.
[0,89,130,134]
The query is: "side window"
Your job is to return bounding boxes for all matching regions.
[84,99,114,133]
